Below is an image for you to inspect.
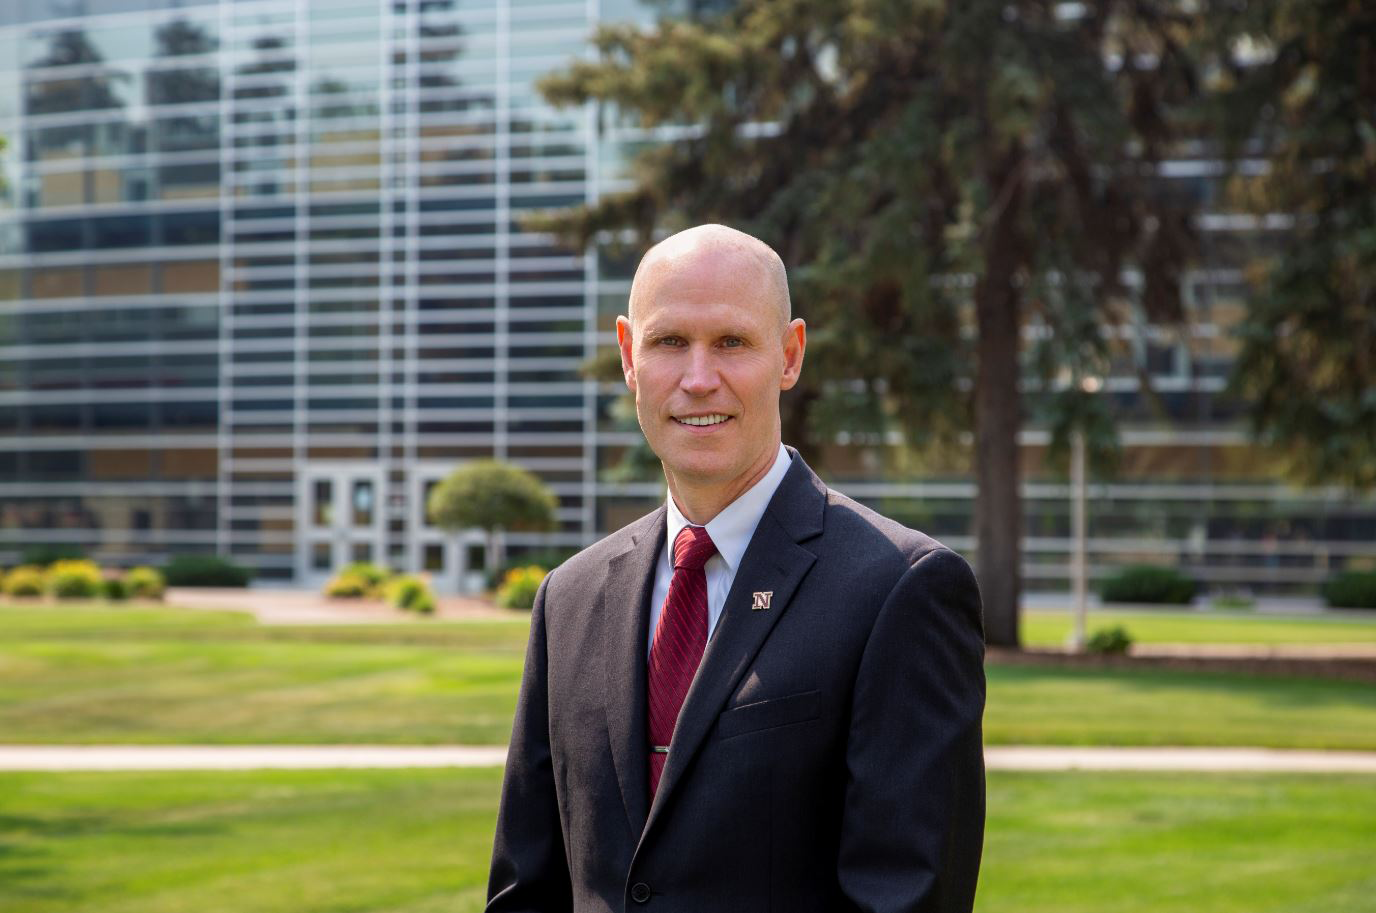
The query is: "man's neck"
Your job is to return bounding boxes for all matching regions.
[665,444,781,526]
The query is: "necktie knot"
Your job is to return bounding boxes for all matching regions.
[673,524,716,571]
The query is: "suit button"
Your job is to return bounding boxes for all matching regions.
[630,882,651,903]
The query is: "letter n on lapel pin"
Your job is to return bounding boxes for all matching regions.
[751,591,773,611]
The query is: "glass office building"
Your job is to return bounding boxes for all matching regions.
[0,0,620,588]
[1,0,1371,592]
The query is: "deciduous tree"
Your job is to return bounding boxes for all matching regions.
[427,460,558,580]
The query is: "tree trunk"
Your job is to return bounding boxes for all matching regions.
[973,146,1025,648]
[487,529,505,586]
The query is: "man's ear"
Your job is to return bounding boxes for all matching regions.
[780,318,806,391]
[616,316,637,392]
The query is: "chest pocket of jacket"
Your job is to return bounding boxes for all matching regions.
[718,689,821,740]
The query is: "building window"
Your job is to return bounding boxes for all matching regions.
[313,479,333,526]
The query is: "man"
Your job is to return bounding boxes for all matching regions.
[487,224,986,912]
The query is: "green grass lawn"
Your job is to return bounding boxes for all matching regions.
[983,664,1376,750]
[1022,607,1376,647]
[0,605,527,746]
[4,603,1376,749]
[1,768,1372,913]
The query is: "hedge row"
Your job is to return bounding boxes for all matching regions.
[323,562,437,615]
[1098,564,1376,609]
[2,560,165,601]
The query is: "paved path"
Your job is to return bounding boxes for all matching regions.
[0,745,510,771]
[985,746,1376,773]
[168,588,514,624]
[3,745,1375,773]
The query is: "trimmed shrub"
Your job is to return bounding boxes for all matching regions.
[324,563,391,600]
[20,544,84,567]
[45,559,103,599]
[324,571,372,599]
[125,566,166,600]
[344,562,391,595]
[163,555,251,588]
[488,548,577,589]
[1321,571,1376,610]
[409,590,436,614]
[1086,625,1133,655]
[101,575,130,601]
[2,566,45,597]
[1099,565,1197,605]
[385,574,435,614]
[496,565,547,610]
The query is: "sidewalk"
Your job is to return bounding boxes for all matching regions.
[3,745,1375,773]
[168,587,515,624]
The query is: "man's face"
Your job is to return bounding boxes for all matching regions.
[616,248,805,496]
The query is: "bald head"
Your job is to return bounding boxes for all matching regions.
[628,224,791,331]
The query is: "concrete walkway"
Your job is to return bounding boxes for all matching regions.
[0,745,509,771]
[168,587,515,624]
[4,745,1376,773]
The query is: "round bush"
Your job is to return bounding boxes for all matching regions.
[163,555,251,588]
[487,548,577,589]
[1321,571,1376,610]
[45,559,103,599]
[339,562,391,598]
[1098,565,1197,605]
[496,566,547,610]
[125,566,166,600]
[101,576,130,601]
[409,589,436,615]
[1085,625,1133,655]
[324,571,371,599]
[385,574,435,613]
[2,566,45,597]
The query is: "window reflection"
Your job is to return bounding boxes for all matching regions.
[153,18,218,58]
[156,114,219,152]
[146,65,219,105]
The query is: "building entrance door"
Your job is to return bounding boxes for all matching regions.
[299,465,385,588]
[410,465,487,595]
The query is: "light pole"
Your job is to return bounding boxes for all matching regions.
[1069,375,1100,652]
[1070,427,1087,651]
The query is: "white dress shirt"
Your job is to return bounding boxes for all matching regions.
[647,443,793,655]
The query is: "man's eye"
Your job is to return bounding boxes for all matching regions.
[722,337,744,348]
[658,336,685,347]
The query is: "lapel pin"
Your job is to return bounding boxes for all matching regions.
[751,591,773,611]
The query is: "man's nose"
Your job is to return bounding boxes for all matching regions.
[679,345,720,395]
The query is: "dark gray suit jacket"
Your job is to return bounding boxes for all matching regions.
[487,452,986,912]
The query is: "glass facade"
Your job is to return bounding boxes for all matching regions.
[1,0,1371,592]
[2,0,600,585]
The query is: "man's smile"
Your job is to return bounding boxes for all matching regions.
[673,413,733,428]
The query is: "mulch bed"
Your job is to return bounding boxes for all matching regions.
[986,647,1376,685]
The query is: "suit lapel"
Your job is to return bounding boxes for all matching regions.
[643,455,827,835]
[603,506,665,838]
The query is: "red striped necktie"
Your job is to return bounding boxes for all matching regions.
[647,524,717,797]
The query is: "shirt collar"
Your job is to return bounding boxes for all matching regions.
[665,443,792,572]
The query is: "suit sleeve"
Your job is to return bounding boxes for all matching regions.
[486,573,573,912]
[837,547,987,913]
